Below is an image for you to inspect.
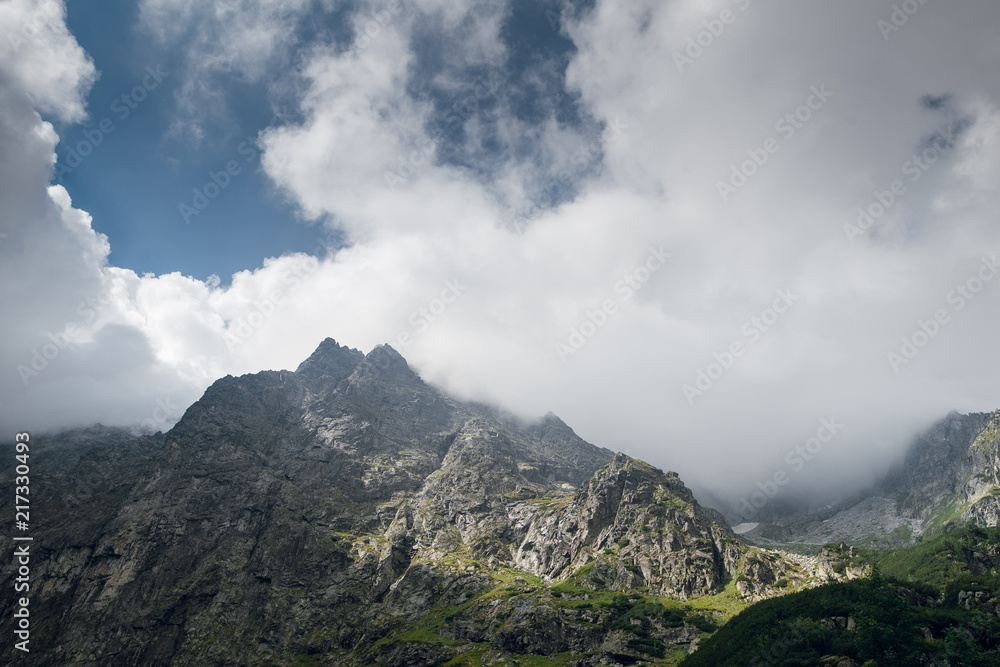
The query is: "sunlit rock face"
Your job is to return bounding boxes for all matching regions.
[0,338,843,665]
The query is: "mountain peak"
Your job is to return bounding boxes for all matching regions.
[367,342,406,364]
[294,337,365,384]
[311,337,356,356]
[10,332,849,666]
[358,343,415,380]
[606,450,665,478]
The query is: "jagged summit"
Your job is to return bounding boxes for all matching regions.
[294,339,419,388]
[368,341,406,360]
[355,342,418,381]
[294,336,365,382]
[0,336,825,665]
[536,410,576,432]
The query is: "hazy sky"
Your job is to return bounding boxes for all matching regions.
[2,0,999,508]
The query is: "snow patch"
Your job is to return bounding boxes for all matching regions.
[732,522,759,535]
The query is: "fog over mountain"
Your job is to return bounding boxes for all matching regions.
[2,0,1000,510]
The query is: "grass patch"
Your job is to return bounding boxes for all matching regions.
[680,577,750,621]
[868,524,1000,587]
[924,495,968,535]
[682,524,1000,666]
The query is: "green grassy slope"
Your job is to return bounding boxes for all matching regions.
[680,525,1000,667]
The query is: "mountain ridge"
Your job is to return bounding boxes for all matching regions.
[735,407,1000,551]
[5,338,991,665]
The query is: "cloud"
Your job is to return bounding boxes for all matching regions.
[0,0,96,123]
[3,0,1000,513]
[137,0,317,142]
[0,2,198,432]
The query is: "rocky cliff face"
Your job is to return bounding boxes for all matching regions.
[960,412,1000,526]
[879,409,1000,530]
[0,338,836,666]
[739,409,1000,551]
[506,454,743,600]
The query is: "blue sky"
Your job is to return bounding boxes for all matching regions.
[53,0,327,282]
[51,0,592,283]
[3,0,1000,506]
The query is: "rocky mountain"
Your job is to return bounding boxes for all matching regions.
[736,409,1000,550]
[880,409,1000,528]
[687,408,1000,667]
[685,529,1000,667]
[1,339,854,666]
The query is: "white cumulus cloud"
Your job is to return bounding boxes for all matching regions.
[3,0,1000,512]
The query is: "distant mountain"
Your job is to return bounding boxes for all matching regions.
[689,409,1000,667]
[880,409,1000,529]
[737,409,1000,549]
[684,525,1000,666]
[0,339,860,665]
